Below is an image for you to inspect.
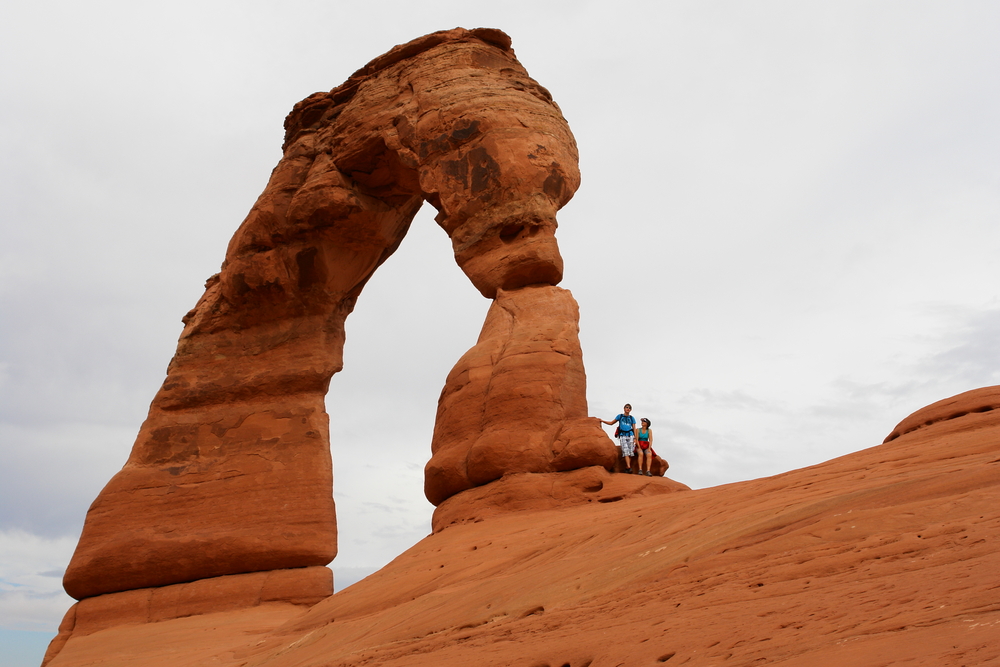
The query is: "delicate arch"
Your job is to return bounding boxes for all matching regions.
[63,28,612,602]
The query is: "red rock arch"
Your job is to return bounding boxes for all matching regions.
[63,28,613,602]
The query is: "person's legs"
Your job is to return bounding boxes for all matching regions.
[621,434,635,472]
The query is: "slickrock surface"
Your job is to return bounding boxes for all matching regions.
[431,466,690,533]
[46,387,1000,666]
[62,26,610,605]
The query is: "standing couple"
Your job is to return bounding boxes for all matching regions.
[600,404,655,476]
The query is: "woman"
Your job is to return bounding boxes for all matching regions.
[636,418,653,476]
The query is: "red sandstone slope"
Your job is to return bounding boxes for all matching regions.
[46,387,1000,666]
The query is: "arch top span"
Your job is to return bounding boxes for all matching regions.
[262,26,581,300]
[62,28,614,604]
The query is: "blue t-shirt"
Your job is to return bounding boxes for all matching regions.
[616,414,636,433]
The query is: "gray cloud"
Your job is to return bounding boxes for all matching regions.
[919,306,1000,389]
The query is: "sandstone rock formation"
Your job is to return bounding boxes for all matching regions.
[45,387,1000,666]
[425,285,614,505]
[62,25,613,616]
[43,567,332,663]
[882,384,1000,442]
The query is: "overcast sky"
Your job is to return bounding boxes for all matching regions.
[2,2,999,660]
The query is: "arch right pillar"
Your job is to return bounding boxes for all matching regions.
[426,284,615,505]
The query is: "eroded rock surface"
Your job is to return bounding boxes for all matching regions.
[883,384,1000,442]
[63,26,612,612]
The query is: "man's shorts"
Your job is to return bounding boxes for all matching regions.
[619,433,636,457]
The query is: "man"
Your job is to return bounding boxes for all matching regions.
[600,404,637,473]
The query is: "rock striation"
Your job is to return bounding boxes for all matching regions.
[61,25,614,616]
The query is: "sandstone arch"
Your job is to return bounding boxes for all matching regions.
[62,27,615,603]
